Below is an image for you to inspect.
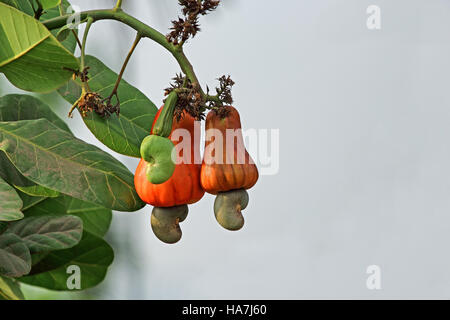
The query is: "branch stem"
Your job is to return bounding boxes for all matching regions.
[110,33,142,97]
[205,94,222,105]
[43,9,206,97]
[68,17,93,118]
[80,17,94,75]
[115,0,123,9]
[72,30,82,50]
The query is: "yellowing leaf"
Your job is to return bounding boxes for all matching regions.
[0,3,79,92]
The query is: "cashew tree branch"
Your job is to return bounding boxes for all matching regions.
[42,9,214,101]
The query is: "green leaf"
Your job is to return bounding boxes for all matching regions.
[66,198,112,238]
[56,26,70,42]
[0,0,34,16]
[0,233,31,277]
[0,119,145,211]
[1,151,60,197]
[0,222,7,234]
[25,196,112,238]
[30,252,48,266]
[19,232,113,290]
[15,184,59,198]
[40,0,79,54]
[0,94,69,197]
[0,94,72,133]
[0,275,24,300]
[0,3,79,92]
[58,55,158,158]
[0,0,78,53]
[6,215,82,253]
[17,190,46,211]
[0,176,23,222]
[0,151,32,188]
[40,0,60,10]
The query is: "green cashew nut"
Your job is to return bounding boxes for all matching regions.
[151,205,189,244]
[214,189,249,231]
[152,91,178,138]
[140,135,175,184]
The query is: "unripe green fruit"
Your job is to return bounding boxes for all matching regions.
[140,135,175,184]
[151,205,188,244]
[214,189,249,231]
[152,91,178,138]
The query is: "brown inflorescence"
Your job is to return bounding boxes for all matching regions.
[166,0,220,45]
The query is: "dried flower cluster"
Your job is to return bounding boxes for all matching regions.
[164,73,235,120]
[102,92,121,117]
[78,67,90,83]
[165,73,205,120]
[215,75,234,105]
[69,67,121,118]
[76,91,120,118]
[76,92,103,117]
[166,0,220,45]
[207,75,235,118]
